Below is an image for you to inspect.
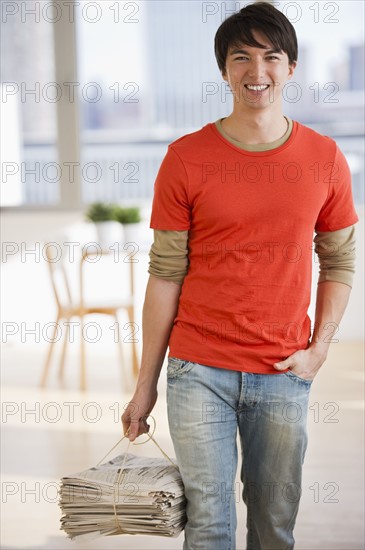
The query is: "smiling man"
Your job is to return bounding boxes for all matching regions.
[122,3,358,549]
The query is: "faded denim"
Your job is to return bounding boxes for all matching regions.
[166,357,312,550]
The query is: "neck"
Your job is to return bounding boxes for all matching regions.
[222,106,288,145]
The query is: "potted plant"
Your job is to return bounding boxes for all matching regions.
[85,202,122,250]
[112,206,142,244]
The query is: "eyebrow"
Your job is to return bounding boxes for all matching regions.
[229,48,282,56]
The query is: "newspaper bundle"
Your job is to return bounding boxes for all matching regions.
[59,452,187,540]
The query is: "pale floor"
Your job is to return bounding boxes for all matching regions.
[1,341,364,550]
[1,211,365,548]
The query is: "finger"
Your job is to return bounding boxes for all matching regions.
[274,351,300,370]
[139,417,150,432]
[121,415,131,435]
[128,419,141,441]
[131,419,150,441]
[273,360,292,370]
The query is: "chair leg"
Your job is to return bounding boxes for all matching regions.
[80,316,86,391]
[114,313,126,387]
[58,320,69,381]
[127,307,139,379]
[40,315,61,388]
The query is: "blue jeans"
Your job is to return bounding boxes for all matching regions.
[166,357,313,550]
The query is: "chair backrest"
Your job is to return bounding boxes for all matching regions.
[44,243,74,312]
[79,247,134,304]
[44,231,135,313]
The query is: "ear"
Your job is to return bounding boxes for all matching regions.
[288,61,297,80]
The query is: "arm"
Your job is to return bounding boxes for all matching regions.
[273,281,352,379]
[273,226,356,379]
[122,230,189,440]
[121,274,182,441]
[308,280,351,357]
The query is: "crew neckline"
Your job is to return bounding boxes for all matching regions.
[213,116,294,153]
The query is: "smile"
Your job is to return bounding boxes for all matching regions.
[244,84,270,91]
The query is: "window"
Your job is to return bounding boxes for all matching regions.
[1,1,364,207]
[1,0,58,205]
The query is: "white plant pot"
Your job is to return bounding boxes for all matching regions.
[95,221,123,251]
[123,223,142,245]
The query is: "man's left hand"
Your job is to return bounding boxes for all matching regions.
[273,347,327,381]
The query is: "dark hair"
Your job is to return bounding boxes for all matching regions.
[214,2,298,74]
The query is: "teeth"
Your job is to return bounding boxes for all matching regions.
[246,85,269,91]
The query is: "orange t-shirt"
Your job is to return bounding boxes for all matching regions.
[150,121,359,374]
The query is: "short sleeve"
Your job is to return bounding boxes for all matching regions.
[315,146,359,232]
[150,146,191,230]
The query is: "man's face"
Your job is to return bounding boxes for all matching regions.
[222,30,296,110]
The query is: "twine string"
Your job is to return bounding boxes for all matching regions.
[95,415,178,534]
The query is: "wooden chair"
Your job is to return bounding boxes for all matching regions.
[40,244,139,391]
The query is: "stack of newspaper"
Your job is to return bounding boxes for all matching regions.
[59,452,186,540]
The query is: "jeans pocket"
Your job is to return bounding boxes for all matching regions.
[167,356,195,380]
[284,369,313,386]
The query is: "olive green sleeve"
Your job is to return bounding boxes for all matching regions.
[148,230,189,284]
[314,225,356,288]
[149,226,356,287]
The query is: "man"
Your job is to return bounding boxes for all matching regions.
[122,3,358,548]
